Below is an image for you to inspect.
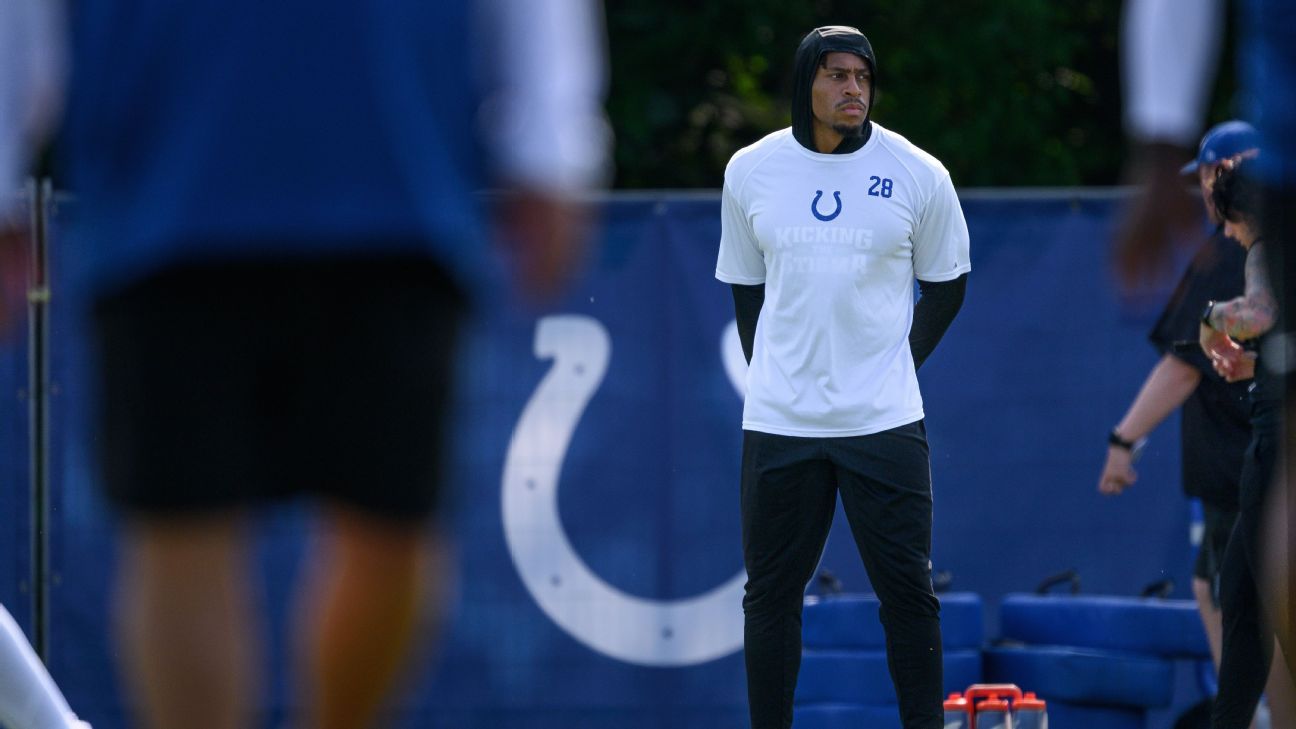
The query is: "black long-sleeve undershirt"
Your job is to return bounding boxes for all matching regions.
[909,274,967,369]
[730,273,967,369]
[731,283,766,364]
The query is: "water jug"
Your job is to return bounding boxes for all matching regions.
[975,694,1012,729]
[1012,691,1047,729]
[943,692,971,729]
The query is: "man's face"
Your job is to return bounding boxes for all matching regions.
[811,52,872,140]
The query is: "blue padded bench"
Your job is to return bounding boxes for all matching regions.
[796,593,985,711]
[999,594,1209,658]
[1045,700,1146,729]
[983,645,1175,709]
[792,703,904,729]
[796,649,982,705]
[803,592,984,650]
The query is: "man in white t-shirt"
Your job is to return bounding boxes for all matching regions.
[715,25,970,729]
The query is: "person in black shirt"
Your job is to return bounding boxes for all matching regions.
[1099,121,1256,682]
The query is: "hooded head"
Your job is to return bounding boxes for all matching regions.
[791,26,877,153]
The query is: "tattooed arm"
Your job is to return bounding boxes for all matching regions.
[1200,243,1276,381]
[1208,242,1278,340]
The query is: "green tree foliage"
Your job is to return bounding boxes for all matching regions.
[606,1,1236,188]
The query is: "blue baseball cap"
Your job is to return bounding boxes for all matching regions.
[1181,120,1260,175]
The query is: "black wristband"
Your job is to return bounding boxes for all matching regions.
[1108,429,1137,451]
[1201,300,1216,329]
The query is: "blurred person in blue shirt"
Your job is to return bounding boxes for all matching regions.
[0,1,609,728]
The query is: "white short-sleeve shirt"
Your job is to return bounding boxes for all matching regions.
[716,123,971,437]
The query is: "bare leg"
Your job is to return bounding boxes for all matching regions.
[295,506,443,729]
[1266,639,1295,729]
[114,514,259,729]
[1196,576,1225,669]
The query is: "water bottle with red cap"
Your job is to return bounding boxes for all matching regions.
[1012,692,1047,729]
[975,694,1013,729]
[943,692,971,729]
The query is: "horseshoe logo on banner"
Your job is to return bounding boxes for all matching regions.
[501,315,747,667]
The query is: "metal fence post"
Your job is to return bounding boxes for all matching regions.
[27,177,51,660]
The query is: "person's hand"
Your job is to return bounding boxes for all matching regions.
[1098,445,1137,496]
[1200,323,1252,381]
[496,189,592,304]
[1221,354,1256,382]
[1113,142,1200,289]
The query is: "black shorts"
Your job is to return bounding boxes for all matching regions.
[93,255,466,522]
[1194,503,1238,584]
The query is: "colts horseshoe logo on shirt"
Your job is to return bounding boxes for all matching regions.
[810,190,843,221]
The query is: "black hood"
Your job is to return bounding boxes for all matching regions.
[791,25,876,153]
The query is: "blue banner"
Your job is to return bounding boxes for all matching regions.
[24,191,1196,728]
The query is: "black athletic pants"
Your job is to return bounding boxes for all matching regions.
[740,422,942,729]
[1212,398,1281,729]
